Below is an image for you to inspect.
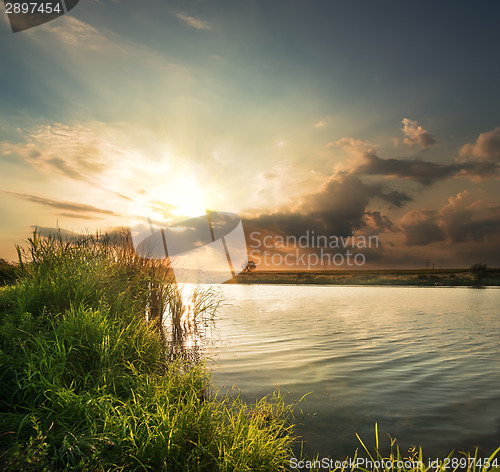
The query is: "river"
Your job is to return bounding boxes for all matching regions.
[199,285,500,461]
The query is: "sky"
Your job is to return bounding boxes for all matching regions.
[1,0,499,269]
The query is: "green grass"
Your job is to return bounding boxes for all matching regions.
[300,425,500,472]
[0,232,296,471]
[1,232,499,471]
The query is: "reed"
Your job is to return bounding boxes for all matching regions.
[0,231,296,471]
[303,424,500,472]
[4,231,496,471]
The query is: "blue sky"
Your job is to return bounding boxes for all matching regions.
[1,0,499,267]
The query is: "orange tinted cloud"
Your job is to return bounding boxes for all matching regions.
[401,118,436,150]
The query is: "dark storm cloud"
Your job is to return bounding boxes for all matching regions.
[244,126,500,268]
[353,152,461,186]
[440,201,500,244]
[399,209,445,246]
[352,150,500,184]
[338,126,500,186]
[244,175,412,238]
[457,160,499,178]
[298,174,411,226]
[363,211,393,234]
[336,137,460,186]
[445,217,500,243]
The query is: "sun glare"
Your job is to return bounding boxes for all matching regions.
[150,175,207,221]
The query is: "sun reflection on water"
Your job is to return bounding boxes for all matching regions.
[166,283,221,362]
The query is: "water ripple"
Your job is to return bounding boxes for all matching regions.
[206,285,500,459]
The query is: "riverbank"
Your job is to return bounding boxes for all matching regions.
[0,234,295,471]
[231,268,500,286]
[1,234,498,471]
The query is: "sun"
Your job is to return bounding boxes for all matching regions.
[128,173,211,239]
[150,174,208,221]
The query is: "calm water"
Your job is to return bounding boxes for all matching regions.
[202,285,500,460]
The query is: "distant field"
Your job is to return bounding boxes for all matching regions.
[231,268,500,286]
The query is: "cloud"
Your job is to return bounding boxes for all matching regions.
[363,211,393,235]
[244,174,412,239]
[58,212,105,220]
[314,118,328,128]
[262,172,278,180]
[438,190,500,243]
[37,16,107,50]
[399,209,444,246]
[335,137,458,185]
[353,153,460,186]
[1,123,112,183]
[401,118,436,150]
[459,127,500,162]
[173,11,212,30]
[23,11,192,83]
[333,137,377,155]
[455,127,500,179]
[334,126,500,184]
[399,190,500,246]
[0,190,119,216]
[243,122,500,267]
[0,122,176,201]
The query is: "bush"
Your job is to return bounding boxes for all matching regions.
[471,263,488,283]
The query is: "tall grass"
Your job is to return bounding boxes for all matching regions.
[164,283,221,363]
[4,232,498,471]
[301,425,500,472]
[0,231,296,471]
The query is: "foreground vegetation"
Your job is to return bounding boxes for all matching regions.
[300,425,500,472]
[0,233,295,471]
[1,233,499,471]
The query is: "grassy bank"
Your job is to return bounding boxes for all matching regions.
[1,234,499,471]
[0,233,295,471]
